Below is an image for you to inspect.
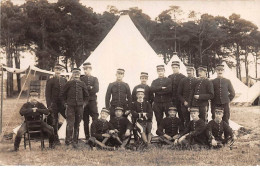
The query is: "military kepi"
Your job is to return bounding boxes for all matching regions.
[198,65,207,72]
[140,72,148,77]
[186,63,195,71]
[216,64,224,70]
[168,106,177,111]
[190,107,199,112]
[101,107,110,114]
[136,88,145,93]
[156,65,165,70]
[115,107,124,111]
[72,68,81,73]
[171,61,180,67]
[117,68,125,74]
[83,62,92,68]
[54,63,63,70]
[29,90,39,96]
[215,107,224,113]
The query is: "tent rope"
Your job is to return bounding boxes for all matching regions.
[0,67,32,141]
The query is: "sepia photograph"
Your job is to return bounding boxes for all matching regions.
[0,0,259,166]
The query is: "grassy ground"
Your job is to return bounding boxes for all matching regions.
[0,98,259,166]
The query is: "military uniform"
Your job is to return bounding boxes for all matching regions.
[211,77,235,124]
[45,72,67,142]
[179,119,207,145]
[151,75,172,128]
[156,116,183,137]
[190,77,214,122]
[132,84,154,104]
[105,81,132,118]
[178,76,197,126]
[14,97,54,151]
[63,70,89,145]
[90,119,115,142]
[80,73,99,139]
[206,120,234,147]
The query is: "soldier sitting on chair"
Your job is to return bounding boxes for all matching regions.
[206,107,234,149]
[131,88,153,148]
[175,107,207,149]
[109,106,133,150]
[13,91,55,151]
[156,106,184,145]
[88,108,116,150]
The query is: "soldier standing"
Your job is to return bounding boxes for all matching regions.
[168,61,186,126]
[132,72,154,104]
[63,68,89,148]
[177,64,197,127]
[80,62,99,140]
[211,64,235,124]
[105,68,132,119]
[151,65,172,128]
[190,66,214,122]
[45,63,67,145]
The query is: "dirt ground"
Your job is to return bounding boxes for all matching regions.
[0,98,259,166]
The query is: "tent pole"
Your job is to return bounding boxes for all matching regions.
[0,66,3,134]
[0,67,31,140]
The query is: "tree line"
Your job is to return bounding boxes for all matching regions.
[1,0,260,96]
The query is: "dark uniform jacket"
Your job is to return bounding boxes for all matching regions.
[131,101,153,123]
[45,76,67,107]
[181,119,207,144]
[109,117,133,139]
[177,77,197,105]
[151,77,172,103]
[105,81,132,108]
[62,80,89,106]
[168,73,186,104]
[132,84,154,104]
[80,75,99,101]
[20,102,49,121]
[211,78,235,104]
[190,78,214,107]
[206,120,233,142]
[156,117,183,137]
[91,119,114,140]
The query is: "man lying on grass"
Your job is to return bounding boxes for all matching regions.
[109,106,133,150]
[156,106,184,146]
[206,107,235,149]
[175,107,207,149]
[13,91,55,151]
[88,108,116,150]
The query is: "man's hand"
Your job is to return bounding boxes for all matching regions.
[162,87,166,90]
[114,129,119,133]
[32,108,37,113]
[125,129,131,137]
[184,101,188,106]
[102,133,110,138]
[178,135,186,143]
[163,134,172,140]
[109,130,115,134]
[174,139,179,146]
[143,113,148,120]
[125,110,131,116]
[211,139,217,146]
[173,134,180,140]
[194,95,199,99]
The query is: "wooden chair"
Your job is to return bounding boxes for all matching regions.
[23,115,45,150]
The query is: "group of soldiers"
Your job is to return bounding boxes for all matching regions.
[13,60,236,151]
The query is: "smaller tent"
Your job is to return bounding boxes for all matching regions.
[165,53,187,76]
[232,81,260,106]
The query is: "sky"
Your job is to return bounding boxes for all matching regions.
[11,0,260,28]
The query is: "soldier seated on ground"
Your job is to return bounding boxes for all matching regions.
[206,107,235,149]
[175,107,207,149]
[131,88,153,149]
[88,108,116,150]
[13,91,55,151]
[156,107,184,146]
[109,107,133,150]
